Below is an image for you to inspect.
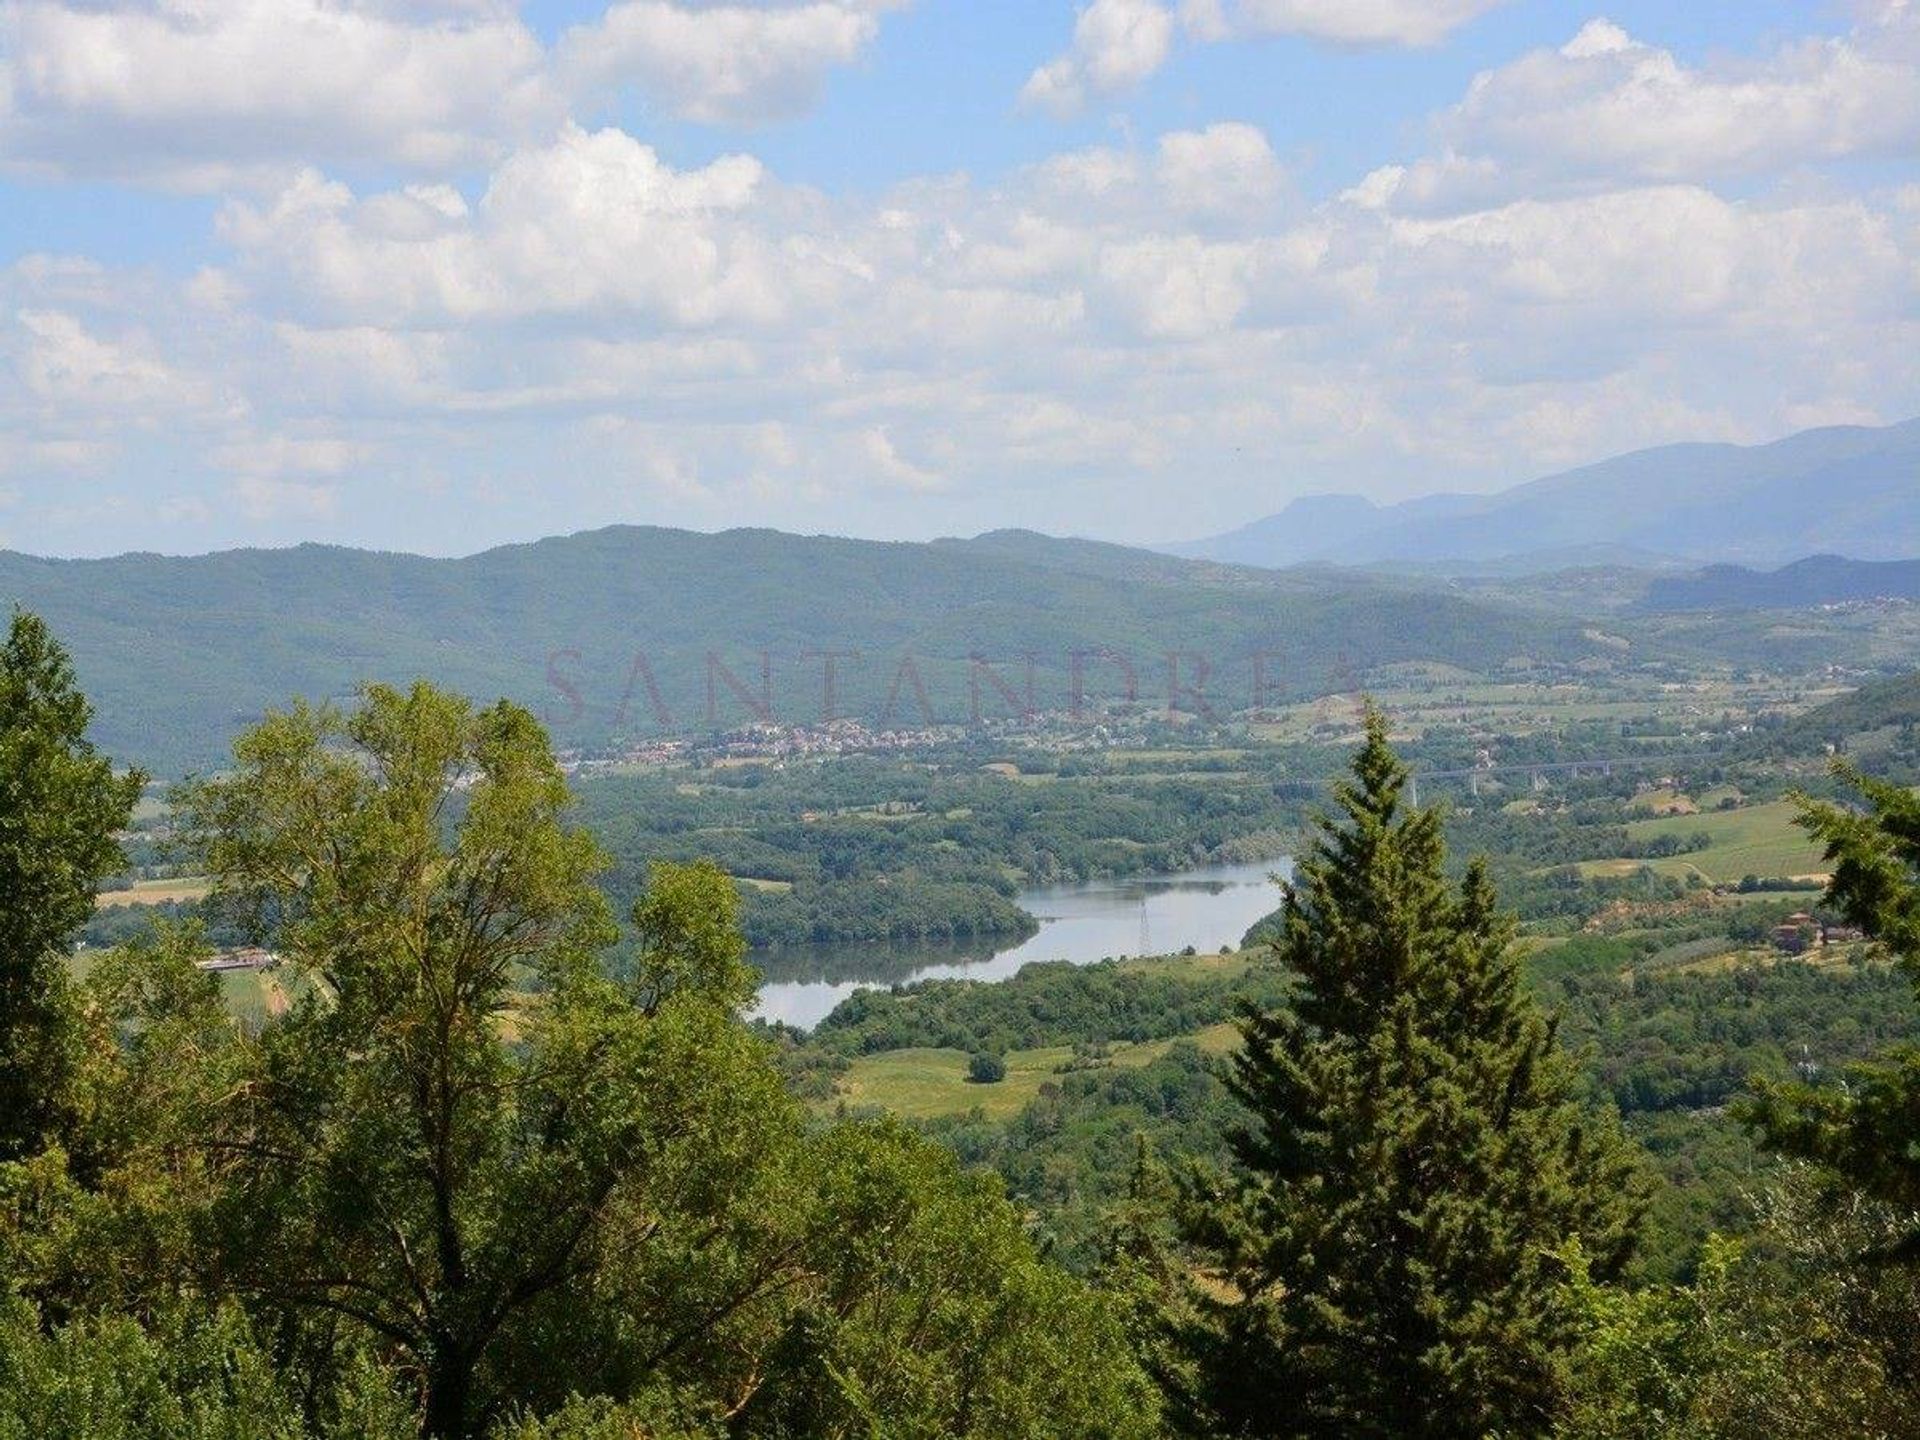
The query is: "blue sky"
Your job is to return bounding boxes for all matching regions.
[1,0,1916,556]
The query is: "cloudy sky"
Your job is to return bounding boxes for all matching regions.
[1,0,1916,556]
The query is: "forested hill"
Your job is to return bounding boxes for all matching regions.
[1781,670,1920,748]
[1636,555,1920,612]
[1,525,1598,775]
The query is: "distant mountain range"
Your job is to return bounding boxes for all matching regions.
[1,526,1598,776]
[1173,418,1920,570]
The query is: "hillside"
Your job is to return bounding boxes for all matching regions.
[1781,671,1920,749]
[1,526,1600,775]
[1637,556,1920,612]
[1175,418,1920,569]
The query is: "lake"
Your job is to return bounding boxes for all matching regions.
[752,856,1292,1029]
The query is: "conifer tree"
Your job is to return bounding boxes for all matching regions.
[1181,709,1644,1438]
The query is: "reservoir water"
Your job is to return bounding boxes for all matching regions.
[752,856,1291,1030]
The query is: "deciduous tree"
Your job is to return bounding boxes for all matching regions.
[0,610,144,1163]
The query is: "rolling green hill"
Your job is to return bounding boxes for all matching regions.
[1783,671,1920,747]
[1637,556,1920,612]
[2,525,1609,775]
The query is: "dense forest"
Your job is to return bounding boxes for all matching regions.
[0,527,1600,774]
[10,608,1920,1436]
[576,760,1304,947]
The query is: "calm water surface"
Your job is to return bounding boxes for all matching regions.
[753,857,1291,1030]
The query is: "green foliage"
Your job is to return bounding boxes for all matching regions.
[1742,763,1920,1251]
[966,1051,1007,1084]
[0,1296,416,1440]
[1554,961,1914,1116]
[1179,709,1647,1437]
[2,678,1157,1439]
[176,685,803,1437]
[1559,1174,1920,1438]
[930,1041,1239,1270]
[0,610,145,1162]
[813,954,1286,1057]
[724,1120,1159,1439]
[627,859,760,1014]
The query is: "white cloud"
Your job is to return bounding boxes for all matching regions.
[559,1,900,126]
[213,433,369,478]
[191,118,1916,519]
[1154,122,1284,217]
[232,473,341,521]
[220,126,805,328]
[1024,0,1509,113]
[1197,0,1508,47]
[6,51,1920,556]
[12,307,211,410]
[1020,0,1177,117]
[1097,234,1255,338]
[861,425,943,490]
[1372,10,1920,213]
[0,0,912,187]
[0,0,556,186]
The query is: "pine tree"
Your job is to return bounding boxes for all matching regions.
[1181,708,1644,1438]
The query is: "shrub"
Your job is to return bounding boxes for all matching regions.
[967,1051,1007,1084]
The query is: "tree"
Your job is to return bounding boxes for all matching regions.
[0,610,145,1163]
[1559,1173,1920,1439]
[178,683,1157,1439]
[1180,708,1645,1438]
[1744,763,1920,1252]
[968,1051,1007,1084]
[182,685,793,1438]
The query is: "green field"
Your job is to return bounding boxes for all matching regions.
[1622,799,1827,883]
[833,1023,1240,1121]
[95,875,213,907]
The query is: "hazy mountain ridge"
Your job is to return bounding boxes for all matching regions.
[1637,556,1920,612]
[1175,418,1920,569]
[1,525,1596,775]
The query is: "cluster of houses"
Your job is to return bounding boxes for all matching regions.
[1770,913,1865,955]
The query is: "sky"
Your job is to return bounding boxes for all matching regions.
[0,0,1917,557]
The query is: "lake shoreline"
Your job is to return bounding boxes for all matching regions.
[754,856,1293,1030]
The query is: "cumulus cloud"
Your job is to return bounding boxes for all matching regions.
[861,425,944,490]
[1187,0,1509,47]
[232,473,342,521]
[218,127,805,328]
[165,115,1915,543]
[0,0,910,186]
[1024,0,1509,113]
[558,0,900,126]
[1358,9,1920,214]
[7,2,1920,555]
[1154,122,1285,218]
[12,307,213,410]
[1020,0,1177,116]
[0,0,557,186]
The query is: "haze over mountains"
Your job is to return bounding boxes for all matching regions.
[1173,419,1920,570]
[6,420,1919,776]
